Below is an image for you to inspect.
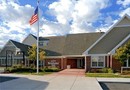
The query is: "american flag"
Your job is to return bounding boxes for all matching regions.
[29,6,38,25]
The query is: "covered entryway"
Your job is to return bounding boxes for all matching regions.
[66,57,85,69]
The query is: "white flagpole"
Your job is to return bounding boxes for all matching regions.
[37,0,39,74]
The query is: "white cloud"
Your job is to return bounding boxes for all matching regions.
[47,0,109,34]
[119,8,130,16]
[117,0,130,7]
[49,0,74,25]
[0,0,111,48]
[96,17,118,32]
[0,0,37,47]
[40,18,71,36]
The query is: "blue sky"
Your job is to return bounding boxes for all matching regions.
[0,0,130,48]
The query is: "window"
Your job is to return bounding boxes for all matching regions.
[13,59,17,65]
[1,59,6,65]
[39,42,44,46]
[43,41,49,46]
[91,56,105,68]
[39,40,49,47]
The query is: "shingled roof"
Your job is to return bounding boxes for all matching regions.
[41,32,104,56]
[10,40,31,55]
[42,36,66,56]
[86,14,130,54]
[63,33,104,55]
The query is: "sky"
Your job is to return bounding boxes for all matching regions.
[0,0,130,48]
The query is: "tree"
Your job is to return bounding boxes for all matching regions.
[114,41,130,65]
[28,44,46,67]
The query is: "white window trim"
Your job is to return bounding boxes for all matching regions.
[91,55,105,68]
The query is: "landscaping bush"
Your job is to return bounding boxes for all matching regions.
[89,68,114,73]
[44,68,60,72]
[30,64,35,68]
[102,68,108,73]
[108,68,113,73]
[5,67,43,73]
[12,64,22,68]
[101,68,114,73]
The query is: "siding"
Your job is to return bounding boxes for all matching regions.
[89,26,130,54]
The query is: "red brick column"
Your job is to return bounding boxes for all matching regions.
[86,56,91,72]
[61,58,64,69]
[63,58,67,69]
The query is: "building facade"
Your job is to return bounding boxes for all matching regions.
[0,14,130,72]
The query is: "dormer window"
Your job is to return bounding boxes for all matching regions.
[39,40,49,47]
[39,42,44,46]
[43,40,49,46]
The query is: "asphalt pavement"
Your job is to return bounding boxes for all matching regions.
[0,69,102,90]
[1,70,130,90]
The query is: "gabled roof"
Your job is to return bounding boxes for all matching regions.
[84,14,130,55]
[42,36,66,56]
[63,33,104,55]
[109,35,130,54]
[22,34,48,43]
[10,40,31,55]
[41,33,104,56]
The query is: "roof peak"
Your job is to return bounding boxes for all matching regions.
[27,32,104,39]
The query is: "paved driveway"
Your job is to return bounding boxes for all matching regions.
[0,69,102,90]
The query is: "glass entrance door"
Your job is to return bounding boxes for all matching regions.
[77,58,84,68]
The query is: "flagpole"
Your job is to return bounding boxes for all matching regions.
[37,0,39,74]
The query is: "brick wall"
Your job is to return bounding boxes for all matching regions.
[67,59,77,68]
[112,57,122,71]
[63,58,67,69]
[86,56,91,72]
[45,58,61,69]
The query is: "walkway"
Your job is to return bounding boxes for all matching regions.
[48,69,85,76]
[0,69,102,90]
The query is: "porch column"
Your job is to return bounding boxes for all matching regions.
[25,56,26,67]
[28,60,29,67]
[64,58,67,69]
[107,55,109,67]
[85,56,87,72]
[61,58,64,69]
[127,59,129,67]
[110,55,112,68]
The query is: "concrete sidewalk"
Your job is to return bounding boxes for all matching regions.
[97,78,130,82]
[0,69,102,90]
[97,78,130,90]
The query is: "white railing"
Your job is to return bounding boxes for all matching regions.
[121,67,130,73]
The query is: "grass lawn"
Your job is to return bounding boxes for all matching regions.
[86,73,130,78]
[14,72,53,75]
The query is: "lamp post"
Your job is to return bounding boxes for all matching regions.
[6,50,13,69]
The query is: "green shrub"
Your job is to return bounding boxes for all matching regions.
[5,67,43,73]
[5,67,14,72]
[101,68,114,73]
[90,69,102,73]
[102,68,108,73]
[30,64,35,68]
[108,68,113,73]
[44,68,60,72]
[12,64,22,68]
